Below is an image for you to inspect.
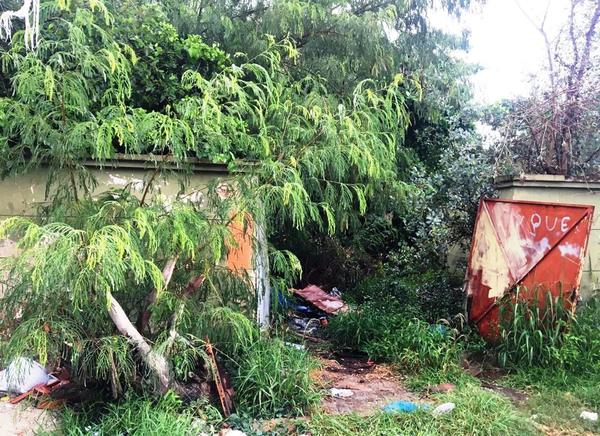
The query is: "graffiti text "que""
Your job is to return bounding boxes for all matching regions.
[529,213,571,235]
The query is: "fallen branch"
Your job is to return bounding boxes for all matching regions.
[165,274,206,355]
[107,292,172,394]
[138,254,179,335]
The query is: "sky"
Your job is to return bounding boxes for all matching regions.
[432,0,571,104]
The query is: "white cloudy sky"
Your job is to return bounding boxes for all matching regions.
[432,0,571,104]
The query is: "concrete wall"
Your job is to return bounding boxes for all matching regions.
[495,174,600,299]
[0,155,230,257]
[0,155,271,325]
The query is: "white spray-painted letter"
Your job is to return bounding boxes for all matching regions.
[561,216,571,232]
[530,213,541,234]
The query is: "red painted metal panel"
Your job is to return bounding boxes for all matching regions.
[466,198,594,341]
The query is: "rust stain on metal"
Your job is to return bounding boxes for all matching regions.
[466,198,594,341]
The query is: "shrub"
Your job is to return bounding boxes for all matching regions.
[327,302,404,351]
[349,267,463,322]
[364,319,461,373]
[233,338,321,418]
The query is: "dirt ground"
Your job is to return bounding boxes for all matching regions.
[315,353,419,415]
[0,401,57,435]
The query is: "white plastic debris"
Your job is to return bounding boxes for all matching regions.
[284,342,305,350]
[222,430,247,436]
[580,411,598,422]
[0,357,51,393]
[330,388,354,398]
[432,402,456,416]
[0,0,41,50]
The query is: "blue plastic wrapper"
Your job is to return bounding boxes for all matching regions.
[382,401,420,413]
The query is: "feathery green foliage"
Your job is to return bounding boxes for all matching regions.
[0,0,413,398]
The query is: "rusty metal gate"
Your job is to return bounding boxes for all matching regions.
[466,198,594,341]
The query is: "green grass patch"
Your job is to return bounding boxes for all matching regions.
[492,296,600,434]
[327,302,466,383]
[309,384,535,435]
[501,367,600,434]
[59,391,222,436]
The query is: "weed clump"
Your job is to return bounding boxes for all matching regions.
[233,338,321,418]
[328,302,464,375]
[60,391,222,435]
[497,290,600,371]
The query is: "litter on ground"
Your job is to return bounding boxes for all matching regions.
[580,411,598,422]
[432,402,456,416]
[329,388,354,398]
[293,285,348,314]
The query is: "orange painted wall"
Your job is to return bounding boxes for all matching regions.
[226,213,254,272]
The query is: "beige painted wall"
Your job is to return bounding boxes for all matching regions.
[0,157,271,326]
[495,175,600,299]
[0,157,230,259]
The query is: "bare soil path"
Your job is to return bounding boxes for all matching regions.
[0,401,57,435]
[315,353,418,415]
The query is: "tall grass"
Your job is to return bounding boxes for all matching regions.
[60,391,222,436]
[498,295,600,433]
[496,288,599,369]
[233,338,321,418]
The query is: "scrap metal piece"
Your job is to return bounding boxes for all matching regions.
[466,198,594,341]
[293,285,348,314]
[205,337,233,417]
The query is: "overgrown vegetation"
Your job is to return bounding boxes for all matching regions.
[497,288,600,369]
[0,0,598,434]
[60,391,223,435]
[234,339,320,418]
[497,295,600,434]
[328,300,465,379]
[0,0,413,398]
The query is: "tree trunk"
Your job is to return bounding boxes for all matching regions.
[107,293,172,394]
[137,255,179,335]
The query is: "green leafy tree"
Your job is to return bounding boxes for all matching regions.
[108,0,229,111]
[165,0,477,165]
[169,0,481,291]
[0,0,411,395]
